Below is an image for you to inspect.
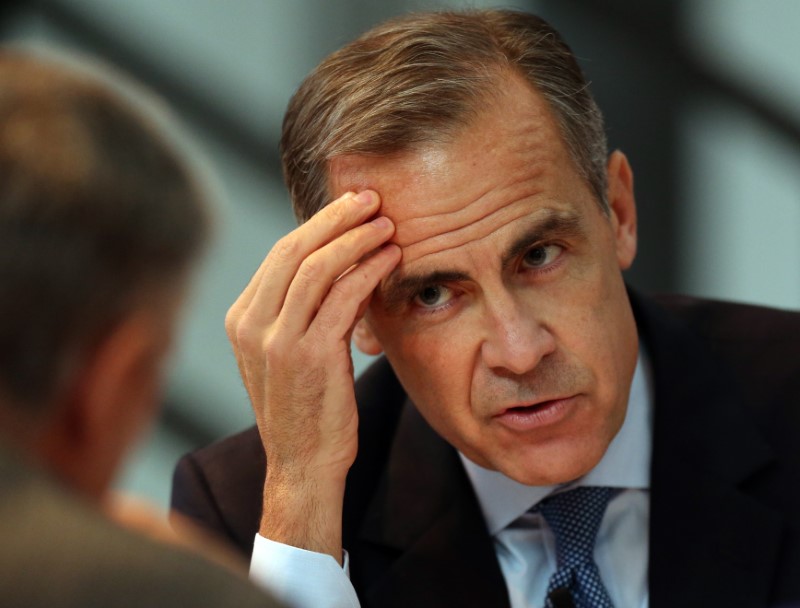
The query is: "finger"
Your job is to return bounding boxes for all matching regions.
[307,243,401,345]
[276,216,396,336]
[238,190,381,322]
[224,190,379,363]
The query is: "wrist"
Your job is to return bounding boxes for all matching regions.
[260,467,346,564]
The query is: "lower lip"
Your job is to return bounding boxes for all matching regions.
[493,397,576,432]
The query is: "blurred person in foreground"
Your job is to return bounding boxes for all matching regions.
[172,9,800,608]
[0,50,282,607]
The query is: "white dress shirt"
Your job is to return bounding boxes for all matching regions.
[249,352,653,608]
[249,537,359,608]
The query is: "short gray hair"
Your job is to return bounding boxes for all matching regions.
[281,9,608,223]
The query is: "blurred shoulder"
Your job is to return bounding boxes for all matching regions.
[0,447,278,607]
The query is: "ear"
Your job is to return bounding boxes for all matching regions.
[352,318,383,356]
[606,150,638,270]
[44,310,168,499]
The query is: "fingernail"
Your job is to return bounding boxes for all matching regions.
[371,216,391,229]
[354,190,376,205]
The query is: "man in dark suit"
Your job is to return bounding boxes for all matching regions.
[0,51,282,607]
[171,10,800,608]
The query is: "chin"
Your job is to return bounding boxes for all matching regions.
[503,465,583,487]
[497,442,607,487]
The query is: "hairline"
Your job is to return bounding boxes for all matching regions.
[320,66,608,219]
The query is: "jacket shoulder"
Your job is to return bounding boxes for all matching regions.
[652,294,800,383]
[172,426,265,555]
[654,293,800,340]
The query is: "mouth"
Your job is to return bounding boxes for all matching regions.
[493,396,577,431]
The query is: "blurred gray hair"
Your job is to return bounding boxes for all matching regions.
[0,48,212,414]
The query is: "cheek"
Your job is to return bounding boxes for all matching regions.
[542,250,636,391]
[377,322,478,417]
[574,276,636,408]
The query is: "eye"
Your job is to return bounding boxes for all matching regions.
[413,284,453,309]
[521,244,563,269]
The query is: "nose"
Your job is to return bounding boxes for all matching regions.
[480,291,556,375]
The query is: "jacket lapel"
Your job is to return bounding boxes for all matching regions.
[356,402,510,608]
[635,295,783,608]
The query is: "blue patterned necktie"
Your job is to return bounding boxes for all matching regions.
[535,486,618,608]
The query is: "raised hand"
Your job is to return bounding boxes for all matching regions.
[225,190,400,562]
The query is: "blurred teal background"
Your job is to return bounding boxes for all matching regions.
[1,0,797,510]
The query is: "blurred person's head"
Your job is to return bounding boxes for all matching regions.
[0,50,211,499]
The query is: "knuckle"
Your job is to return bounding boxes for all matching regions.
[261,330,284,357]
[324,197,352,228]
[326,282,353,306]
[270,234,302,265]
[224,307,240,339]
[329,270,365,300]
[297,252,326,284]
[235,319,262,354]
[309,310,348,351]
[263,330,305,366]
[262,336,281,365]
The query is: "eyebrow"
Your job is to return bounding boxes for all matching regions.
[380,210,586,310]
[501,211,585,269]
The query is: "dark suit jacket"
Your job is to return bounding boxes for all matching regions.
[172,294,800,607]
[0,444,281,608]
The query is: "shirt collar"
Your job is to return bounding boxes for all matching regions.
[460,347,654,536]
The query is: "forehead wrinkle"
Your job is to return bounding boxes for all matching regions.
[379,204,580,311]
[393,164,553,266]
[392,181,495,247]
[391,130,554,245]
[399,199,535,266]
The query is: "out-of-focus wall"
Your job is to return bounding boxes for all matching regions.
[0,0,797,510]
[680,0,800,307]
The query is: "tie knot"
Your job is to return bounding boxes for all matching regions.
[536,486,618,568]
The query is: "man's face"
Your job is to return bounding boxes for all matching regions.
[332,75,639,485]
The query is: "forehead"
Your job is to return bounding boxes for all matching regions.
[329,74,595,267]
